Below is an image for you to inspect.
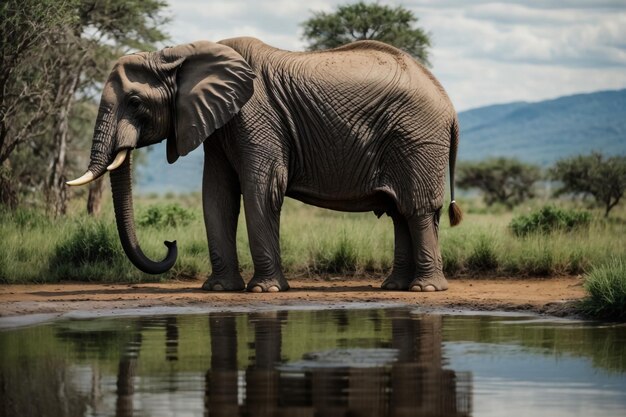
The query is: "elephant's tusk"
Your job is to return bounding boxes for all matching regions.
[107,149,128,171]
[66,171,95,186]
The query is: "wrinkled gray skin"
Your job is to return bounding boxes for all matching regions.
[75,37,462,293]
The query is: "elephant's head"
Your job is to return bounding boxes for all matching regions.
[67,41,255,274]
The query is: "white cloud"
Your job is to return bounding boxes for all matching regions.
[163,0,626,110]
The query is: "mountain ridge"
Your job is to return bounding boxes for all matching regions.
[457,89,626,165]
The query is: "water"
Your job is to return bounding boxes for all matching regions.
[1,308,625,417]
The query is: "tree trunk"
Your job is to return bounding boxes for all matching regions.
[87,176,105,216]
[0,161,18,209]
[47,67,79,216]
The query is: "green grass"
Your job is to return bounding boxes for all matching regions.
[0,195,625,285]
[580,259,626,320]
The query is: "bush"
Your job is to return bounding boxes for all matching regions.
[510,206,591,237]
[467,236,498,272]
[581,259,626,320]
[51,221,123,268]
[138,204,195,228]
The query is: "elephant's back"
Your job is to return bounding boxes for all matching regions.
[297,41,450,110]
[221,37,451,111]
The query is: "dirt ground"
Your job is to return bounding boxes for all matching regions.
[0,275,586,319]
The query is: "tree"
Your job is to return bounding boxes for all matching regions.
[550,152,626,217]
[60,0,169,216]
[301,2,431,66]
[457,158,542,208]
[0,0,169,214]
[0,0,77,208]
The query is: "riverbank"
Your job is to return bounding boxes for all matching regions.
[0,276,586,320]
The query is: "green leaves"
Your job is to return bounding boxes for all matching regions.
[457,158,541,208]
[138,204,196,228]
[509,206,591,237]
[550,152,626,217]
[0,0,170,211]
[301,1,431,66]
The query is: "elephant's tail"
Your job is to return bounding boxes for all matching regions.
[448,118,463,227]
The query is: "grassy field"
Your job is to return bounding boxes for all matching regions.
[1,192,625,285]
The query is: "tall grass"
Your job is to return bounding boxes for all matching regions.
[1,196,625,283]
[580,259,626,320]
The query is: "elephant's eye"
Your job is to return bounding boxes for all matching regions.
[128,96,141,110]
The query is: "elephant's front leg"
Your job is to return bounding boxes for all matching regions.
[202,155,245,291]
[242,167,289,293]
[407,211,448,292]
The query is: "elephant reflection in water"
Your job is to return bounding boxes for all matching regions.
[116,317,179,417]
[206,312,287,417]
[115,320,147,417]
[205,310,472,417]
[205,314,240,417]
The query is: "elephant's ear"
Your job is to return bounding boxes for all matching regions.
[162,41,255,162]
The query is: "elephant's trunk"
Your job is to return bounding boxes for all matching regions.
[67,108,116,186]
[88,108,117,179]
[110,152,177,274]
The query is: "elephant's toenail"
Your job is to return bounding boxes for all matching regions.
[410,285,422,292]
[385,282,398,290]
[423,285,436,292]
[212,284,224,291]
[250,286,263,293]
[268,286,279,292]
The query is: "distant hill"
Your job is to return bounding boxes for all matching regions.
[458,89,626,165]
[137,89,626,193]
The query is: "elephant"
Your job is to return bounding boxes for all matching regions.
[67,37,463,293]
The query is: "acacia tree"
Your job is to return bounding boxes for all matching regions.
[550,152,626,217]
[457,158,542,208]
[301,1,432,66]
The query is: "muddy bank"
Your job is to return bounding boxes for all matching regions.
[0,276,586,321]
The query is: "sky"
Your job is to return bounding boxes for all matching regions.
[165,0,626,111]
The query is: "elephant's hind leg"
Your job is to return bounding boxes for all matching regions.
[407,211,448,292]
[242,166,289,293]
[202,155,245,292]
[382,214,415,290]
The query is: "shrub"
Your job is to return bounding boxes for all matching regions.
[51,221,123,268]
[510,206,591,237]
[581,259,626,320]
[138,204,195,228]
[467,236,498,272]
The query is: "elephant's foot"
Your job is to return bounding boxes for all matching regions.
[247,274,290,293]
[202,273,245,292]
[381,271,413,291]
[409,274,449,292]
